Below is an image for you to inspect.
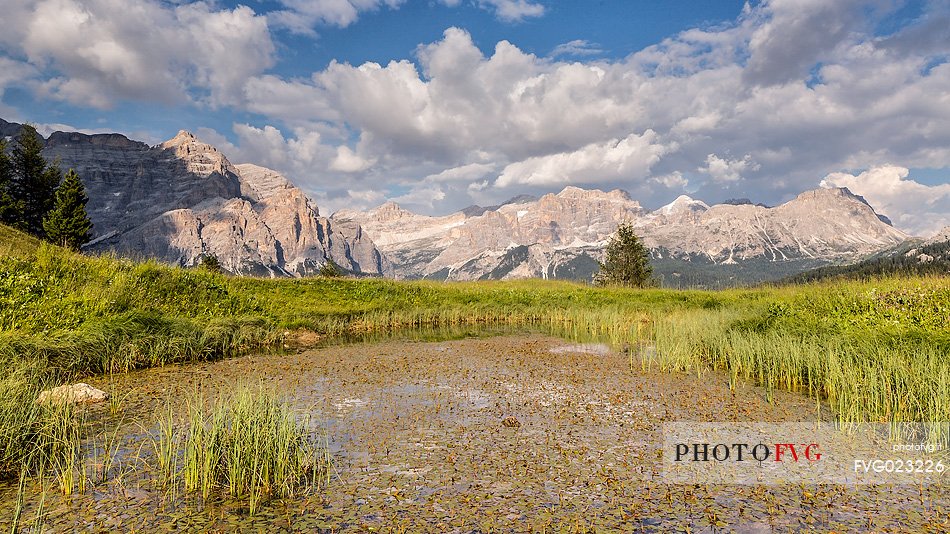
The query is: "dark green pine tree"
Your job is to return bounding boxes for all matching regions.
[43,169,93,251]
[594,222,653,288]
[318,259,343,278]
[0,138,20,225]
[199,253,223,274]
[12,124,61,236]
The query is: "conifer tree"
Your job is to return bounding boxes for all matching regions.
[0,138,19,225]
[42,169,93,250]
[319,260,343,278]
[199,253,222,273]
[12,125,61,236]
[594,222,653,288]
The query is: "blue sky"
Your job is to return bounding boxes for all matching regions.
[287,1,751,69]
[1,0,949,235]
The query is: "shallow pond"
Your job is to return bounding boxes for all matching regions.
[2,331,948,532]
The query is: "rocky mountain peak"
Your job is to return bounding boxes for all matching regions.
[557,185,586,196]
[233,163,295,203]
[159,130,236,179]
[799,185,896,226]
[658,194,709,215]
[162,130,198,146]
[159,130,220,159]
[807,185,868,204]
[723,198,752,205]
[372,201,416,221]
[924,226,950,246]
[0,118,20,138]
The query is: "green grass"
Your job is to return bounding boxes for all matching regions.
[0,224,42,259]
[151,386,325,515]
[1,222,948,482]
[0,367,85,491]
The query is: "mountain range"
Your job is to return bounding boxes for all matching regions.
[334,186,909,287]
[2,118,922,286]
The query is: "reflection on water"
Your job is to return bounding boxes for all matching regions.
[548,343,613,356]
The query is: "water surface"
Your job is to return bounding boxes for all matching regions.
[2,333,946,532]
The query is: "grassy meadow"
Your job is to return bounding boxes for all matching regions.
[1,222,948,498]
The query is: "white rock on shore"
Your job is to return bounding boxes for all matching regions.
[36,383,109,405]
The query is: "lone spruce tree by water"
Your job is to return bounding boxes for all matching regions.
[594,222,653,288]
[43,169,93,251]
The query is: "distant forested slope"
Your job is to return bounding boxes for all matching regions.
[783,236,950,283]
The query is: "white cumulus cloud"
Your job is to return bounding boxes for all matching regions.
[650,171,689,190]
[480,0,545,22]
[425,163,496,183]
[440,0,545,22]
[820,165,950,237]
[4,0,274,108]
[496,131,671,188]
[698,154,761,183]
[330,146,376,173]
[269,0,406,35]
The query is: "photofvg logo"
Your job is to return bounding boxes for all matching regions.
[674,442,822,463]
[662,422,949,485]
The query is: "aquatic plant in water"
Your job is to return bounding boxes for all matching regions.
[152,385,327,515]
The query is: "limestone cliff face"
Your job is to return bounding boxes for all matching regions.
[336,186,909,283]
[29,125,390,277]
[638,187,909,264]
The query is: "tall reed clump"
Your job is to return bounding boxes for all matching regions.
[156,386,326,514]
[644,309,738,375]
[642,305,950,447]
[34,401,85,496]
[0,366,85,494]
[0,367,44,478]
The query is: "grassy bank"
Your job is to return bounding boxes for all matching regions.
[0,223,733,379]
[1,223,949,479]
